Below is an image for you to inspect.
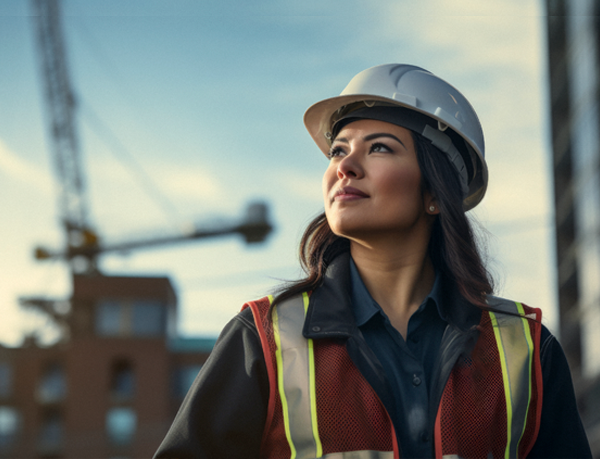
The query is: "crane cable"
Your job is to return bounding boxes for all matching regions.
[58,4,185,232]
[79,100,183,230]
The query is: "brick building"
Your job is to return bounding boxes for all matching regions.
[0,274,215,458]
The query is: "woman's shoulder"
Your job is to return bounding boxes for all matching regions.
[537,323,567,367]
[484,295,562,361]
[211,296,273,345]
[237,295,274,327]
[485,295,541,316]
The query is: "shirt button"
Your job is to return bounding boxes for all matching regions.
[311,326,321,332]
[410,336,420,344]
[412,374,422,386]
[421,432,429,442]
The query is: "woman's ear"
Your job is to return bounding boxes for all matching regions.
[425,195,440,215]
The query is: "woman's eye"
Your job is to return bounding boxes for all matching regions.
[370,143,392,153]
[327,146,345,159]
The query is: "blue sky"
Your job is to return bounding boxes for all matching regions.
[0,0,554,345]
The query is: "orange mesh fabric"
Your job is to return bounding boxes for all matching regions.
[314,339,394,454]
[439,316,507,458]
[438,307,542,459]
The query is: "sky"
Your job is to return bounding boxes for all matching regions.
[0,0,555,346]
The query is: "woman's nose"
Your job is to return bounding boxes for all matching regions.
[337,153,364,180]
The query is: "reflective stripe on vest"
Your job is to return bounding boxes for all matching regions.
[487,299,536,459]
[320,452,394,459]
[272,293,394,459]
[272,292,321,459]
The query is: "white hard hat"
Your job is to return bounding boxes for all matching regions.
[304,64,488,210]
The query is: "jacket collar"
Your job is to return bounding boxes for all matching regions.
[303,250,481,340]
[303,251,357,339]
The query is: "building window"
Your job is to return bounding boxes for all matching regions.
[106,407,136,446]
[132,300,163,336]
[37,363,66,404]
[96,299,165,337]
[172,365,203,399]
[0,363,12,398]
[110,360,135,401]
[38,408,63,453]
[0,406,21,449]
[96,300,122,336]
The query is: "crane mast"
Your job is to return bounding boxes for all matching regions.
[32,0,98,273]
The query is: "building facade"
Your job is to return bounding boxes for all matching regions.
[546,0,600,453]
[0,275,215,459]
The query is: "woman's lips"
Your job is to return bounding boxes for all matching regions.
[333,186,369,201]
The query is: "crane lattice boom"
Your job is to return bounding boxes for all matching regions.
[32,0,92,249]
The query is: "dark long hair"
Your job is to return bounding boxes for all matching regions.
[273,131,494,308]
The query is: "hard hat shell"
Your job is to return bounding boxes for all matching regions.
[304,64,488,210]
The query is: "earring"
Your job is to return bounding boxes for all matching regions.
[429,205,436,212]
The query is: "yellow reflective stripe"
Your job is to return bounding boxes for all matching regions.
[272,303,297,459]
[515,302,534,456]
[489,310,513,459]
[489,300,537,459]
[304,291,323,458]
[272,293,322,459]
[321,451,394,458]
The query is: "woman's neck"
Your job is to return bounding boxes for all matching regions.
[350,237,435,339]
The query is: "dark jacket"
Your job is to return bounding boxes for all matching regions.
[154,253,592,458]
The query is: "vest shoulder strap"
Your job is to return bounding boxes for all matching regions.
[244,293,322,459]
[436,296,543,458]
[486,295,542,321]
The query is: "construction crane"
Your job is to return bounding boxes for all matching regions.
[29,0,272,275]
[24,0,273,341]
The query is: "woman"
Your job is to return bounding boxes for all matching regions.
[155,64,591,458]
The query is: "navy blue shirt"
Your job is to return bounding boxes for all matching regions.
[350,258,447,458]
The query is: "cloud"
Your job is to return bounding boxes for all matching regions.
[401,0,542,67]
[87,150,224,200]
[339,0,544,88]
[153,162,224,203]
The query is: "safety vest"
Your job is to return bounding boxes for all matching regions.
[243,292,543,459]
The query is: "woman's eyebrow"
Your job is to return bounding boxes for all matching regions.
[332,136,349,144]
[364,132,406,148]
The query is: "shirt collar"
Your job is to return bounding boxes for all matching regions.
[303,250,481,340]
[349,256,449,326]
